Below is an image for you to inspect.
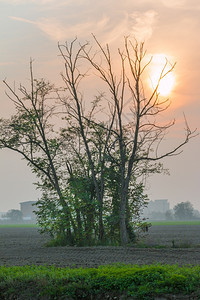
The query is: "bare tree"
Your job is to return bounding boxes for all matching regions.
[62,36,196,245]
[1,37,196,246]
[58,40,116,241]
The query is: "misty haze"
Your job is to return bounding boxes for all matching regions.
[0,0,200,299]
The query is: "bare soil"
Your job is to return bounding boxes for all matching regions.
[1,226,200,267]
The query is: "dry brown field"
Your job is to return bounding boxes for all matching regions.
[1,225,200,267]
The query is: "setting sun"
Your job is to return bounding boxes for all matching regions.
[149,54,176,96]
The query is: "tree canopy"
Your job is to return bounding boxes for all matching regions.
[174,201,195,220]
[0,37,196,246]
[2,209,23,223]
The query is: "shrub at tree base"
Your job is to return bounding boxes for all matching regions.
[0,264,200,299]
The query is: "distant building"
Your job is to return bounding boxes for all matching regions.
[149,199,170,213]
[20,201,37,222]
[143,199,170,220]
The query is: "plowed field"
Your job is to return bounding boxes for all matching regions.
[1,225,200,267]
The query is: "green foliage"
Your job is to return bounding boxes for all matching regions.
[34,141,149,246]
[0,264,200,299]
[174,201,195,220]
[1,43,174,247]
[35,193,77,246]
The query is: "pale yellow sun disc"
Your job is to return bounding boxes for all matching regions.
[149,54,175,96]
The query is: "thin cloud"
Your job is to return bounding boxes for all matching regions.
[7,1,158,44]
[0,0,88,7]
[9,16,36,24]
[1,0,64,4]
[36,17,111,41]
[161,0,186,8]
[9,9,157,44]
[129,10,158,41]
[9,14,126,42]
[161,0,200,9]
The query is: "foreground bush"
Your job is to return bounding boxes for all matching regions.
[0,264,200,299]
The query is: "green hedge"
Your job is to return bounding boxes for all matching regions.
[0,264,200,299]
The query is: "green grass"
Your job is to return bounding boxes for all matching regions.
[0,264,200,299]
[0,224,38,228]
[151,220,200,226]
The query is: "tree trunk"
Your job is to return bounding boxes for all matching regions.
[98,206,104,241]
[120,189,129,245]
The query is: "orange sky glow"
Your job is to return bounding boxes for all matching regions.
[0,0,200,212]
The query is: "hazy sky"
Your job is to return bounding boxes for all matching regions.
[0,0,200,212]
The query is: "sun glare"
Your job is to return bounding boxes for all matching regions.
[149,54,175,96]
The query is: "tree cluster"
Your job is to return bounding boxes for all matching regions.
[1,209,23,223]
[0,37,195,246]
[166,201,200,221]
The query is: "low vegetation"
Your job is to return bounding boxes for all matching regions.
[0,224,38,228]
[151,220,200,226]
[0,264,200,299]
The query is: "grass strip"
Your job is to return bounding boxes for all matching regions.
[151,220,200,226]
[0,264,200,299]
[0,224,38,228]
